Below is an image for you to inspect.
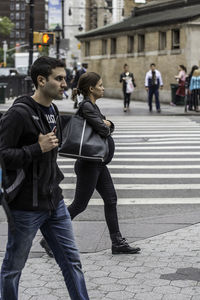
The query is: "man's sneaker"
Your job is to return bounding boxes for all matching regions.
[40,238,54,258]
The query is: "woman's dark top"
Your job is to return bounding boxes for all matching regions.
[78,99,115,164]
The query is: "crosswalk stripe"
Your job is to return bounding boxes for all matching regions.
[115,146,200,149]
[58,158,200,161]
[63,173,200,178]
[114,152,200,155]
[58,116,200,205]
[64,198,200,205]
[60,165,200,169]
[60,183,200,190]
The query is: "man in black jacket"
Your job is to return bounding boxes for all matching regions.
[0,56,89,300]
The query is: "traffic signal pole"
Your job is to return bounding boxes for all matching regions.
[28,0,34,74]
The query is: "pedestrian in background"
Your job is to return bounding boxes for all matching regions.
[186,65,199,110]
[0,56,89,300]
[68,72,141,255]
[174,64,187,105]
[71,63,88,109]
[145,63,163,113]
[120,63,136,112]
[189,68,200,112]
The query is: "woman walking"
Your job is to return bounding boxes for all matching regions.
[189,68,200,112]
[120,64,136,112]
[69,72,140,254]
[175,65,187,105]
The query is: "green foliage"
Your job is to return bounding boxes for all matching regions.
[0,48,15,67]
[0,16,14,36]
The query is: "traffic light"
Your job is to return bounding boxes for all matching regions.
[33,32,43,44]
[33,32,54,45]
[42,33,54,45]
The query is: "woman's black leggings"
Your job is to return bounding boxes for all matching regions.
[67,160,120,235]
[123,92,131,108]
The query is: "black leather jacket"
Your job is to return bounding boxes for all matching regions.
[78,99,115,164]
[78,99,114,137]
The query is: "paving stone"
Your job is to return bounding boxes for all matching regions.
[106,290,134,299]
[91,276,117,285]
[99,283,126,292]
[133,292,163,300]
[20,280,46,288]
[126,284,153,293]
[181,286,200,296]
[163,295,192,300]
[23,287,52,296]
[153,285,181,294]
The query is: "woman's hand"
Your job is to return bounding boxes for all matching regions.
[103,120,111,127]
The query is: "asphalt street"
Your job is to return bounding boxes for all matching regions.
[0,97,200,254]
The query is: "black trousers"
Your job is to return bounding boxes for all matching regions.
[123,92,131,108]
[68,160,120,236]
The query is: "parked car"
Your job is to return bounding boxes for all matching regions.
[0,68,19,76]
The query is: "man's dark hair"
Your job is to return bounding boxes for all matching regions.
[31,56,66,88]
[150,63,156,67]
[124,63,128,68]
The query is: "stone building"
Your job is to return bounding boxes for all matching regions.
[76,0,200,102]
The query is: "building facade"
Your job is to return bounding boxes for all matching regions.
[77,0,200,102]
[64,0,86,67]
[0,0,48,50]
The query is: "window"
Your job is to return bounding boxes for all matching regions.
[138,34,145,52]
[10,31,15,38]
[21,12,25,20]
[21,31,25,38]
[10,13,15,20]
[16,13,20,20]
[16,22,20,29]
[21,3,25,10]
[85,41,90,56]
[110,38,116,55]
[127,36,134,53]
[10,3,14,10]
[102,39,107,55]
[21,21,25,29]
[16,31,20,38]
[16,3,20,10]
[172,29,180,49]
[159,32,167,50]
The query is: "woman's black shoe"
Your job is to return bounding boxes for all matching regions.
[40,238,54,258]
[111,233,141,254]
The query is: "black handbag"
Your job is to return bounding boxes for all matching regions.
[59,114,109,162]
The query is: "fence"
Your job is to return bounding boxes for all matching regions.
[0,75,34,99]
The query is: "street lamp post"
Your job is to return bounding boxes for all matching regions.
[54,24,62,59]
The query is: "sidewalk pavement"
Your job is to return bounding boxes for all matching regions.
[1,96,200,299]
[0,95,199,116]
[1,222,200,299]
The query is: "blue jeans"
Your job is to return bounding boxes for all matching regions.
[0,200,89,300]
[148,87,160,110]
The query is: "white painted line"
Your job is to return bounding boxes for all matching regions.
[115,146,200,149]
[60,183,200,190]
[112,158,200,161]
[64,198,200,205]
[63,173,200,179]
[114,152,200,156]
[59,165,200,169]
[113,134,200,138]
[58,158,200,162]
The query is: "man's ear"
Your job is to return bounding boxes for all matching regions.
[37,75,46,87]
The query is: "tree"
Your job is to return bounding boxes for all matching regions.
[0,17,14,36]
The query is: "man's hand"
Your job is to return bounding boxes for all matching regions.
[145,87,149,92]
[103,120,111,127]
[160,86,163,90]
[38,132,59,153]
